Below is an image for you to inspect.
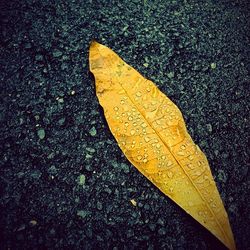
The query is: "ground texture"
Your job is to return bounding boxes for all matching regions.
[1,0,249,249]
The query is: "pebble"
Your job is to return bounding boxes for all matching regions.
[61,63,68,70]
[121,163,130,173]
[211,63,216,69]
[111,161,118,168]
[58,117,65,126]
[77,174,86,186]
[37,128,45,139]
[148,223,156,231]
[157,218,165,226]
[25,43,32,49]
[86,147,96,153]
[167,72,175,79]
[214,149,219,156]
[85,164,93,171]
[35,115,40,121]
[96,201,103,210]
[158,227,166,235]
[53,50,63,58]
[104,187,112,194]
[77,210,88,219]
[206,123,213,133]
[217,169,227,183]
[35,54,43,61]
[89,126,97,136]
[50,228,56,235]
[47,152,55,159]
[48,165,57,175]
[85,153,93,159]
[57,98,64,103]
[30,170,42,179]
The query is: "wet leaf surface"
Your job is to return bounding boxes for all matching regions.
[89,41,236,250]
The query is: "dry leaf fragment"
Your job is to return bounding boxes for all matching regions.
[89,41,236,250]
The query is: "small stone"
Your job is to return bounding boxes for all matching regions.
[58,117,65,126]
[62,55,69,60]
[30,170,42,179]
[206,123,213,132]
[148,223,156,231]
[85,227,93,238]
[222,152,229,159]
[37,128,45,139]
[217,169,227,183]
[53,50,63,58]
[48,165,57,175]
[47,152,55,159]
[17,172,24,178]
[104,187,112,194]
[214,149,219,156]
[61,63,67,70]
[89,126,97,136]
[158,227,166,235]
[86,147,96,153]
[202,65,209,72]
[57,98,64,103]
[121,163,130,173]
[85,154,93,160]
[167,71,175,79]
[77,210,88,219]
[35,54,43,61]
[111,161,119,168]
[25,43,32,49]
[157,218,164,226]
[35,115,40,121]
[85,165,92,172]
[77,174,86,186]
[211,63,216,69]
[96,201,103,210]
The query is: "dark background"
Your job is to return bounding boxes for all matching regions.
[1,0,249,249]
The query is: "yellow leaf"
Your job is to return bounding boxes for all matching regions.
[89,41,236,250]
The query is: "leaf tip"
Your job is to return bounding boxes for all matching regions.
[90,40,101,49]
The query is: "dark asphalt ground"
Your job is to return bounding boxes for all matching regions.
[1,0,249,249]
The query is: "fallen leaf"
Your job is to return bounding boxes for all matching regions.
[89,41,236,250]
